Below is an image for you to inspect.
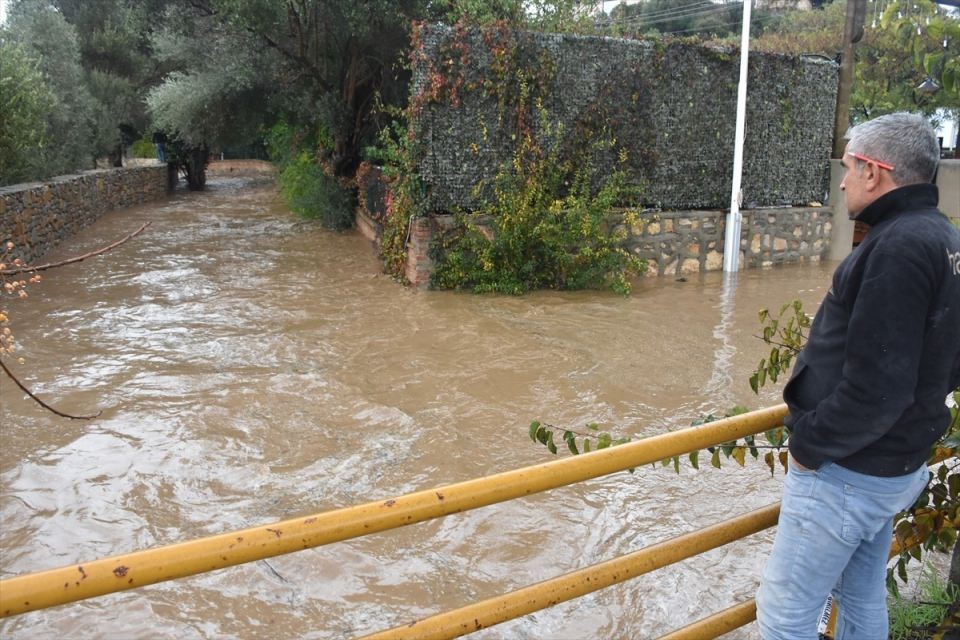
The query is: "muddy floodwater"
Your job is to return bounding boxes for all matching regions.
[0,174,835,639]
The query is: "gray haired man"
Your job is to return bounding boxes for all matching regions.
[756,112,960,639]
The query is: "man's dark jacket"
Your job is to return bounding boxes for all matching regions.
[785,183,960,477]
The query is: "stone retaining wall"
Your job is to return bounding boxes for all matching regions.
[622,206,830,276]
[0,165,169,265]
[395,206,831,286]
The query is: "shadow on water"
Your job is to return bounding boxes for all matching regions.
[0,175,836,639]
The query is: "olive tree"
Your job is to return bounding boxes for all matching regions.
[4,0,97,178]
[0,39,56,185]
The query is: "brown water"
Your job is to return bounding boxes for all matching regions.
[0,175,834,639]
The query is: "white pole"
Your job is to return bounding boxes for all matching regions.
[723,0,752,273]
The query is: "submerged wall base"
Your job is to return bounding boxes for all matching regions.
[376,205,833,288]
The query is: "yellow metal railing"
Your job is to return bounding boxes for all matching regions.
[362,504,781,640]
[0,404,790,636]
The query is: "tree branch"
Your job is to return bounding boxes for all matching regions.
[0,358,101,420]
[184,0,330,92]
[1,222,151,276]
[751,333,806,353]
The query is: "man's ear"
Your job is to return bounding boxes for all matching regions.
[862,163,884,192]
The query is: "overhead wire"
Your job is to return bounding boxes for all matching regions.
[611,3,739,26]
[636,5,740,27]
[617,1,717,21]
[655,12,779,35]
[599,1,784,36]
[600,1,754,31]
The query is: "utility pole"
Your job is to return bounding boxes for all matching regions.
[723,0,753,273]
[832,0,867,157]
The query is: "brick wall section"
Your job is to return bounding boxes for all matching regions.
[0,166,169,265]
[405,218,434,285]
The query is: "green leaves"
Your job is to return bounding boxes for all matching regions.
[528,420,631,462]
[764,427,787,448]
[546,431,557,454]
[530,407,792,479]
[528,420,541,442]
[429,77,645,294]
[750,301,809,394]
[710,449,721,469]
[0,41,57,184]
[877,0,960,104]
[563,430,579,455]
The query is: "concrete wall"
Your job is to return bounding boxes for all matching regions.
[828,159,960,262]
[938,160,960,219]
[0,166,170,266]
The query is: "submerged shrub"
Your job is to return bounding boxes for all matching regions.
[267,120,354,231]
[279,151,354,230]
[430,119,644,295]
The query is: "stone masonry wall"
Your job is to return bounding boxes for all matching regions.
[399,206,832,285]
[0,166,169,265]
[620,206,831,276]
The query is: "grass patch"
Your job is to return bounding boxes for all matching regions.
[888,563,959,640]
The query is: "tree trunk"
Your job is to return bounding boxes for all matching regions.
[166,162,179,192]
[185,147,207,191]
[110,144,124,168]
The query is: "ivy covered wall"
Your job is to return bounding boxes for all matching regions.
[410,24,838,212]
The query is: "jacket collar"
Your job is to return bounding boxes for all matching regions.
[854,183,940,227]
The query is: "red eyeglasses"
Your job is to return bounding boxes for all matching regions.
[847,151,895,171]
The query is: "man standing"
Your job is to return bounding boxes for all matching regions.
[756,112,960,639]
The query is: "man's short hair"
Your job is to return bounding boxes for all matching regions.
[844,112,940,186]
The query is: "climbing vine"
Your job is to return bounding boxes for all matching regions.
[369,21,649,291]
[429,108,644,295]
[367,20,652,294]
[365,110,427,281]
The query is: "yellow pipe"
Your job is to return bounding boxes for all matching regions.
[0,404,788,618]
[657,600,757,640]
[361,503,781,640]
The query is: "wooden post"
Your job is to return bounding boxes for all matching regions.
[832,0,867,158]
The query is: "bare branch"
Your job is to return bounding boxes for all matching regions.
[0,358,101,420]
[1,222,151,276]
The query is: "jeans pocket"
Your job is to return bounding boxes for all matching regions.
[788,457,818,475]
[785,459,820,499]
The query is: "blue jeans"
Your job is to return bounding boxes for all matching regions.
[756,459,929,640]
